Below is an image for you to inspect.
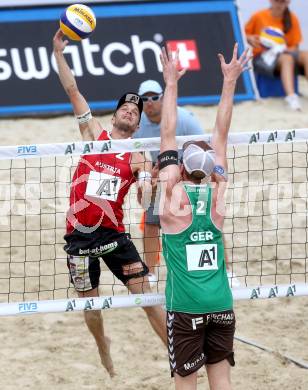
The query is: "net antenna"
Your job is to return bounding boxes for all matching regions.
[0,129,307,316]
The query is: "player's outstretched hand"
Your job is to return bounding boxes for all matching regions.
[53,29,69,53]
[218,43,252,82]
[160,46,186,85]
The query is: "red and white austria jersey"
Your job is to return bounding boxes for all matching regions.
[67,130,135,233]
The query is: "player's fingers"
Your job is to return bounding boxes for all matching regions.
[241,53,253,68]
[239,47,250,64]
[175,48,180,62]
[167,46,173,62]
[159,52,164,67]
[57,29,64,38]
[160,55,166,68]
[218,53,226,66]
[243,65,252,72]
[160,47,167,65]
[232,42,238,60]
[179,68,187,78]
[164,46,170,63]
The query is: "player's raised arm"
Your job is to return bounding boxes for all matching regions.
[211,43,251,170]
[159,47,186,152]
[131,152,153,209]
[158,48,186,187]
[52,29,101,141]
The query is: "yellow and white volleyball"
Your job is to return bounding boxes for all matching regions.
[260,27,285,49]
[60,4,96,41]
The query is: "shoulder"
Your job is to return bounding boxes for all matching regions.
[177,106,198,123]
[247,8,269,22]
[140,112,153,129]
[97,128,109,140]
[254,8,269,18]
[290,11,300,25]
[177,106,191,117]
[176,107,203,134]
[134,113,154,138]
[131,151,144,164]
[139,112,149,125]
[130,151,148,174]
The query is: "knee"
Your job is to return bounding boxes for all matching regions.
[300,50,308,63]
[122,261,145,276]
[278,53,295,66]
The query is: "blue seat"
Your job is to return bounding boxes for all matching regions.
[255,72,299,98]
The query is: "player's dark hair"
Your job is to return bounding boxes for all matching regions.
[282,7,292,34]
[183,169,204,184]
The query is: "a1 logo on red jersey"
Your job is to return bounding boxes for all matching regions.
[166,40,201,71]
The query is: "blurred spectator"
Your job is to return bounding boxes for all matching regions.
[134,80,240,288]
[245,0,308,110]
[134,79,204,283]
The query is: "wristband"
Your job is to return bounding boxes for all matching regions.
[76,110,92,124]
[158,150,178,170]
[213,165,228,180]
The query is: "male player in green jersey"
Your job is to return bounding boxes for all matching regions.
[158,44,251,389]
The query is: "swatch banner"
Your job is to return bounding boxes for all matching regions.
[0,1,255,116]
[0,0,143,7]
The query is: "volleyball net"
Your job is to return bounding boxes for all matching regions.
[0,128,307,316]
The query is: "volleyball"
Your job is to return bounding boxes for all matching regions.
[260,27,285,49]
[60,4,96,41]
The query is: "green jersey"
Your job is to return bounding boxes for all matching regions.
[162,183,233,314]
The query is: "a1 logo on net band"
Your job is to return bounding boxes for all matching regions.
[167,40,201,70]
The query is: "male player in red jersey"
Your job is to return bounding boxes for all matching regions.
[53,29,166,377]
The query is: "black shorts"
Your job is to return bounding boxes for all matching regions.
[64,227,149,291]
[167,310,235,377]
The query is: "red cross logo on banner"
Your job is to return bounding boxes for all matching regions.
[166,40,201,71]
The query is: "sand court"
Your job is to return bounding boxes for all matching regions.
[0,78,307,389]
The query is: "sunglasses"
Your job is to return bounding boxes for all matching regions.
[141,94,163,103]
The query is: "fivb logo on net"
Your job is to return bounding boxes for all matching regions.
[17,145,38,156]
[0,35,201,81]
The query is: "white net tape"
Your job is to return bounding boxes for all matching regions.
[0,128,307,316]
[0,128,303,160]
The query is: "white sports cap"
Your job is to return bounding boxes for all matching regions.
[138,80,163,96]
[183,143,216,178]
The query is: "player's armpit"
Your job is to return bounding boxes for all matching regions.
[131,151,151,173]
[78,116,102,141]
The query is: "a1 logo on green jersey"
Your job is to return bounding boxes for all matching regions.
[186,244,218,271]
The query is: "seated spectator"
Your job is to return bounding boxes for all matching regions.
[245,0,308,111]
